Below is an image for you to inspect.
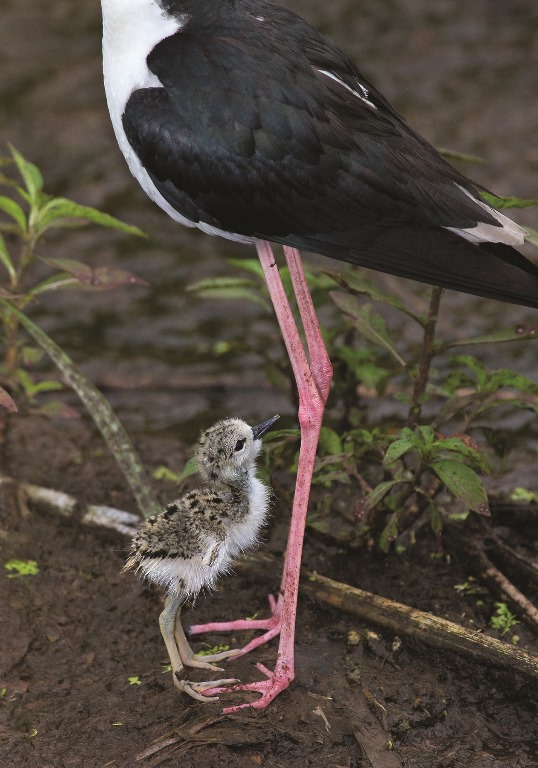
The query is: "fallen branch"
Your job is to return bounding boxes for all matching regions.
[447,518,538,632]
[302,572,538,681]
[0,474,141,538]
[5,473,538,681]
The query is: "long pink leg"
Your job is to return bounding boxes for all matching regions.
[200,240,332,711]
[190,246,332,655]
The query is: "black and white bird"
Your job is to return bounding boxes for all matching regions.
[124,416,278,701]
[100,0,538,711]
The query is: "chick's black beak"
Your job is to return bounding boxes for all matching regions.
[252,414,280,440]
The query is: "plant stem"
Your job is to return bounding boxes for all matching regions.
[407,286,444,426]
[0,300,161,519]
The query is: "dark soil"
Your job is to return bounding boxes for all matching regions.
[1,414,538,768]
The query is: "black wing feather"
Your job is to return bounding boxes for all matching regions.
[122,0,538,307]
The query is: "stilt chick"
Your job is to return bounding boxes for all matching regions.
[123,415,279,701]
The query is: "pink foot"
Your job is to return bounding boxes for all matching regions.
[189,595,282,658]
[202,662,292,713]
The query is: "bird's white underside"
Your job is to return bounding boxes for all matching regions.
[100,0,526,249]
[137,476,270,597]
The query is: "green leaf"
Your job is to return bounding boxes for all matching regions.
[152,465,182,483]
[0,299,160,520]
[417,425,435,448]
[9,145,43,203]
[187,276,270,309]
[330,293,406,367]
[445,323,538,348]
[30,273,82,296]
[364,479,407,511]
[510,487,538,504]
[38,256,147,289]
[4,558,39,577]
[431,437,488,472]
[35,197,146,238]
[430,459,490,515]
[227,257,265,279]
[0,232,16,283]
[486,369,538,396]
[379,512,399,553]
[16,369,63,397]
[383,433,420,465]
[318,426,343,455]
[325,270,422,324]
[437,147,484,165]
[175,456,198,486]
[0,194,27,233]
[481,192,538,209]
[0,385,18,412]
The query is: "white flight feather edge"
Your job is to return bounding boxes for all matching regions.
[445,186,526,245]
[316,68,377,109]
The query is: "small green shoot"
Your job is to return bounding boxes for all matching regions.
[4,559,39,578]
[510,487,538,504]
[453,578,481,595]
[128,676,142,686]
[489,602,520,636]
[197,644,230,656]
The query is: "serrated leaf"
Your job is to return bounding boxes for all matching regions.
[0,385,18,412]
[330,292,406,367]
[0,195,27,233]
[430,459,490,515]
[35,197,146,238]
[481,192,538,209]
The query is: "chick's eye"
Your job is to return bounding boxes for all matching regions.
[234,438,246,452]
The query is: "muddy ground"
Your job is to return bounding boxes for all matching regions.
[1,0,538,765]
[1,413,538,768]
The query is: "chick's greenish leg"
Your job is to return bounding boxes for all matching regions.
[160,593,238,702]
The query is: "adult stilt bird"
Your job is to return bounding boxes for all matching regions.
[100,0,538,711]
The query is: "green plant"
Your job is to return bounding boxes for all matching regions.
[489,602,520,636]
[0,146,160,519]
[4,558,39,577]
[188,193,538,551]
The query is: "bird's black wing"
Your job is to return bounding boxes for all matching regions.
[122,2,538,307]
